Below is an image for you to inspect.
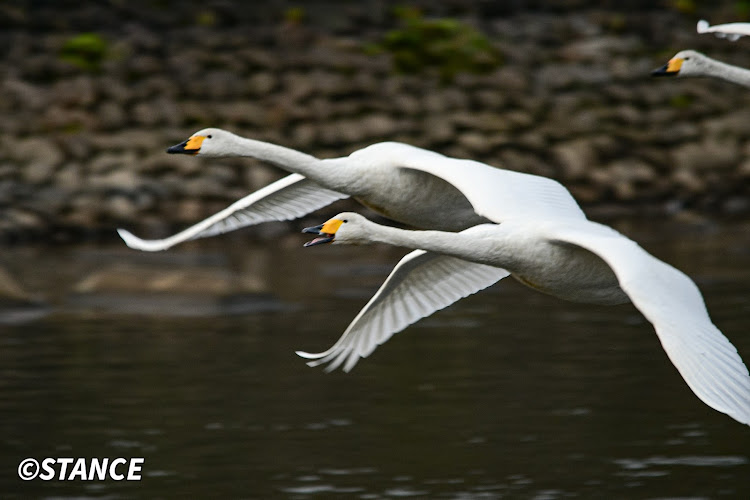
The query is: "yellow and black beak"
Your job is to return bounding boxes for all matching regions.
[302,219,344,247]
[167,135,205,155]
[652,57,683,77]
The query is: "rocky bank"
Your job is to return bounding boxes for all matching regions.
[2,0,750,244]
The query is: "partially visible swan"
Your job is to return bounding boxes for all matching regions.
[299,212,750,426]
[651,49,750,88]
[697,19,750,41]
[117,128,585,251]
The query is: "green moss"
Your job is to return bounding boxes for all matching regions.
[669,94,694,109]
[60,33,108,73]
[195,10,217,26]
[371,8,502,82]
[605,13,628,33]
[284,7,306,25]
[735,1,750,19]
[669,0,697,14]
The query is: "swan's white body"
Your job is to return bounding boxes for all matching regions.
[697,19,750,41]
[300,212,750,426]
[652,50,750,88]
[117,128,584,251]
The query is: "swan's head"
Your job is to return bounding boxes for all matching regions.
[166,128,236,156]
[302,212,371,247]
[652,50,707,77]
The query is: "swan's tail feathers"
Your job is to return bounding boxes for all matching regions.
[117,228,168,252]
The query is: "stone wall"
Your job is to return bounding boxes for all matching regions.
[2,1,750,243]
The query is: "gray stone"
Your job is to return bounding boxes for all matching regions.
[290,123,318,149]
[671,169,706,194]
[89,169,142,192]
[104,195,139,219]
[360,114,398,139]
[215,101,266,127]
[23,161,56,184]
[247,72,278,96]
[52,77,97,108]
[56,163,84,188]
[89,151,139,174]
[671,139,740,171]
[10,137,64,167]
[89,131,163,155]
[96,101,127,131]
[457,132,492,156]
[3,78,48,111]
[553,139,599,180]
[422,117,455,145]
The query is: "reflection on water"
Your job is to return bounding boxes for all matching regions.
[1,218,750,498]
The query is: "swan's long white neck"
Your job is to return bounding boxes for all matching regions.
[700,57,750,87]
[363,223,509,267]
[223,135,317,168]
[222,134,350,189]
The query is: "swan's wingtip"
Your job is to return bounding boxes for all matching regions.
[116,228,165,252]
[296,350,321,359]
[116,228,141,249]
[697,19,709,33]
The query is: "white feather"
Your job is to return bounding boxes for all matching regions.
[394,146,586,223]
[300,212,750,426]
[117,174,348,251]
[296,248,510,372]
[120,129,586,251]
[546,222,750,425]
[697,19,750,40]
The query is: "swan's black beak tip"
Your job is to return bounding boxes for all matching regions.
[302,224,334,247]
[302,224,323,234]
[167,140,200,155]
[651,64,674,77]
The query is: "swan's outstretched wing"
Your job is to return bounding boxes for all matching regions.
[297,249,510,372]
[698,19,750,41]
[118,174,349,251]
[393,145,586,223]
[546,222,750,425]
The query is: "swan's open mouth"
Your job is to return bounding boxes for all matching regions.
[302,224,334,247]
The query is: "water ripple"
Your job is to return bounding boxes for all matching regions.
[615,455,748,470]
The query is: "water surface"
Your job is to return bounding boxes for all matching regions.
[1,217,749,498]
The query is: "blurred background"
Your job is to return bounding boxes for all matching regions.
[2,1,750,498]
[2,0,750,243]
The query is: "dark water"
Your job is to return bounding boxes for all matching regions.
[1,218,750,498]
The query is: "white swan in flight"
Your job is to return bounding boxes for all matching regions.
[299,212,750,426]
[117,128,584,251]
[652,49,750,87]
[697,19,750,41]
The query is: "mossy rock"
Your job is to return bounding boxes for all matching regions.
[60,33,108,73]
[372,8,502,82]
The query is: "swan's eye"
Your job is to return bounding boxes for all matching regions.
[684,57,690,61]
[207,135,212,139]
[343,219,348,223]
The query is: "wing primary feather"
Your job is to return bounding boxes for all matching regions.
[545,221,750,425]
[118,174,348,251]
[299,250,510,372]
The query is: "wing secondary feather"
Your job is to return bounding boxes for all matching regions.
[395,149,586,223]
